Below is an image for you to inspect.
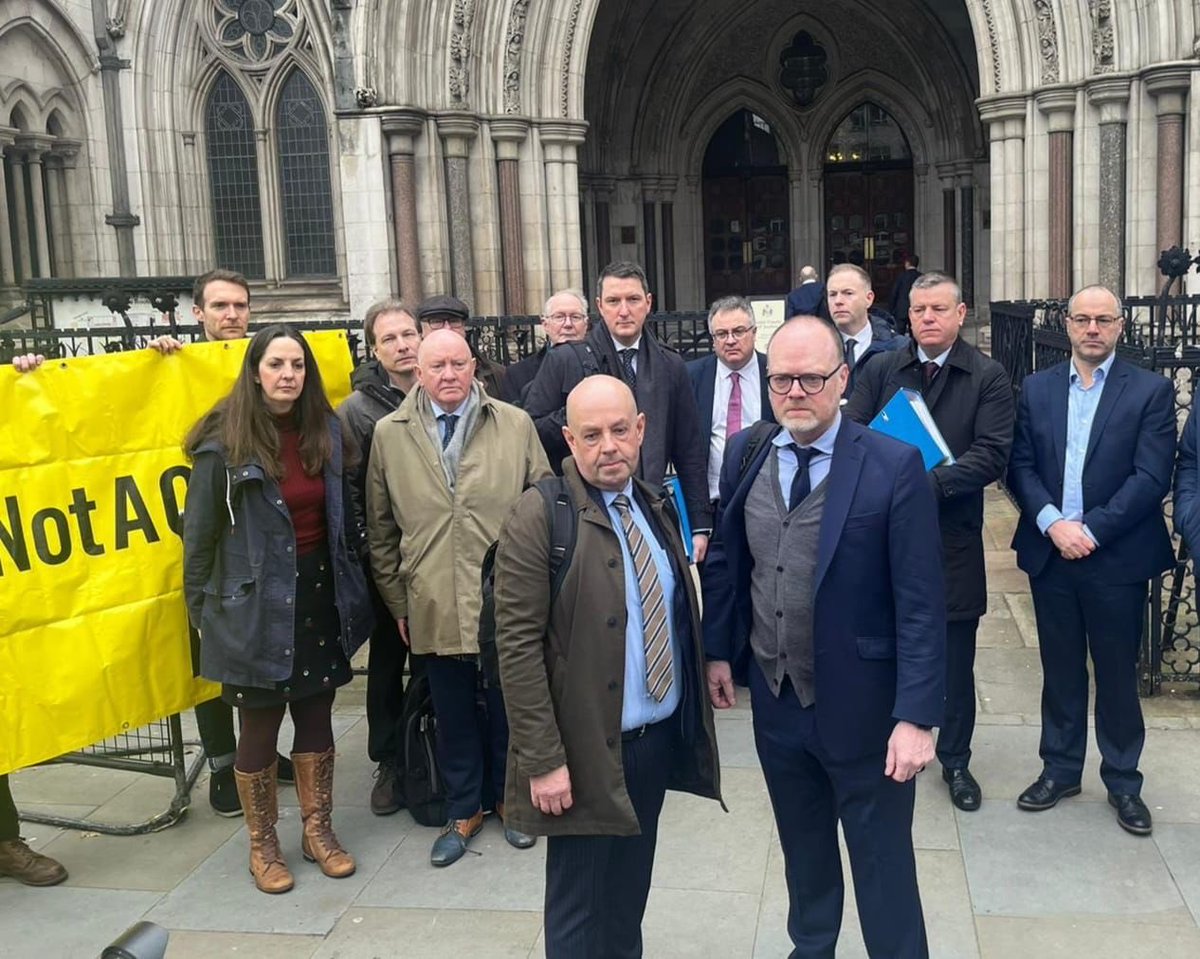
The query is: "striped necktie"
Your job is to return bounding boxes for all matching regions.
[612,494,673,702]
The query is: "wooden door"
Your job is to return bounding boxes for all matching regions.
[703,175,790,302]
[824,167,914,305]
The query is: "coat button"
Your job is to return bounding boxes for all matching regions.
[302,669,310,677]
[285,597,292,604]
[776,610,783,618]
[276,499,283,506]
[284,649,291,656]
[286,546,294,553]
[319,639,326,647]
[607,558,617,568]
[606,737,615,747]
[241,470,249,477]
[776,566,783,573]
[608,680,618,691]
[606,616,617,627]
[235,692,243,699]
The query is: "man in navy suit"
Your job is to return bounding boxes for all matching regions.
[687,296,776,508]
[1007,284,1175,836]
[702,316,945,958]
[785,265,826,319]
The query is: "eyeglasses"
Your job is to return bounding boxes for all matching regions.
[767,366,844,395]
[423,316,465,329]
[545,312,587,325]
[712,326,756,341]
[1066,314,1121,328]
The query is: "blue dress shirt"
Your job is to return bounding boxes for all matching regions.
[603,483,682,729]
[771,413,842,504]
[1035,354,1116,545]
[430,397,469,444]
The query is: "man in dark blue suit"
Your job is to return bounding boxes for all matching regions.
[1008,285,1175,836]
[687,295,775,509]
[702,316,945,959]
[785,265,827,319]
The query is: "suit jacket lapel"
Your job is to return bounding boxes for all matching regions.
[1083,360,1128,470]
[699,355,717,440]
[814,424,865,593]
[1049,364,1069,482]
[756,353,773,421]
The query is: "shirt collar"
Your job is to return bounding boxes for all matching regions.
[611,334,642,354]
[717,356,756,378]
[843,323,872,348]
[601,480,636,507]
[917,344,951,367]
[430,397,470,419]
[1069,352,1116,385]
[772,412,842,454]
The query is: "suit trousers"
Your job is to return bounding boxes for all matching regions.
[189,625,237,767]
[543,717,675,959]
[751,664,928,959]
[936,618,981,770]
[424,655,508,820]
[365,609,407,764]
[1030,555,1146,795]
[0,774,18,841]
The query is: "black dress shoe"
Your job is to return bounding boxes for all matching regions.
[942,767,982,811]
[1109,793,1153,836]
[1017,776,1081,811]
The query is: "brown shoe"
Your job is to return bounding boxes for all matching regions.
[233,762,294,894]
[292,750,356,878]
[0,838,68,886]
[430,810,485,867]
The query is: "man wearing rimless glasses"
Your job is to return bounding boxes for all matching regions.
[1008,285,1175,837]
[505,290,590,404]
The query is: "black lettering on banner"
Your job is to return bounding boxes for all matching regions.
[114,475,161,549]
[32,507,72,565]
[159,465,191,539]
[68,487,105,556]
[0,496,31,574]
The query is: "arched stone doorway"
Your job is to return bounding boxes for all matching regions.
[701,109,791,302]
[823,102,914,304]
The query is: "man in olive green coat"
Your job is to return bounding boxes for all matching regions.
[494,375,722,959]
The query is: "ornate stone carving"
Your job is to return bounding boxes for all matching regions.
[560,0,584,117]
[449,0,476,103]
[208,0,301,69]
[1088,0,1115,73]
[1033,0,1059,85]
[980,0,1001,91]
[107,1,130,39]
[503,0,530,114]
[354,86,378,109]
[778,31,829,109]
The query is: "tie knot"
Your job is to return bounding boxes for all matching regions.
[922,361,940,387]
[612,493,632,513]
[439,412,458,426]
[790,443,815,467]
[620,348,637,360]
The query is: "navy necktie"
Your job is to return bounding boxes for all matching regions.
[788,444,815,511]
[619,348,638,388]
[844,337,857,368]
[439,413,459,450]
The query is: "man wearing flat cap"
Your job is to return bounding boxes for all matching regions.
[416,294,510,401]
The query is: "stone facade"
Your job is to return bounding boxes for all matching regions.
[0,1,1196,323]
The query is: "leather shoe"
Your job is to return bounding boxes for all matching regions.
[1109,793,1153,836]
[430,811,484,867]
[1017,776,1081,811]
[0,838,68,886]
[496,802,537,850]
[942,767,982,811]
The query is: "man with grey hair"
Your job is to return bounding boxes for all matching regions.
[506,289,590,404]
[687,296,776,506]
[337,298,422,815]
[785,264,827,319]
[826,262,908,393]
[846,271,1014,813]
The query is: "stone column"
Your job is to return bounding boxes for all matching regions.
[1087,77,1131,296]
[957,166,976,307]
[539,122,588,292]
[979,97,1027,301]
[436,113,479,307]
[936,162,957,278]
[490,118,529,314]
[1037,88,1077,298]
[593,177,614,270]
[9,150,32,281]
[1144,67,1191,259]
[0,128,16,285]
[642,180,659,301]
[661,192,677,311]
[382,110,426,303]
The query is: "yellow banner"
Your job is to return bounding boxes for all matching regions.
[0,332,353,774]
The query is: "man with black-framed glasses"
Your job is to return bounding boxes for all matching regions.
[506,290,590,405]
[687,296,775,508]
[702,315,945,958]
[1008,284,1174,837]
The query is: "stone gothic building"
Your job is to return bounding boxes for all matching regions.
[0,1,1197,323]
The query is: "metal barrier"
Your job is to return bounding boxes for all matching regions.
[21,715,206,836]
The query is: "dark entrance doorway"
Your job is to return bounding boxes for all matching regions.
[702,110,790,302]
[822,103,914,307]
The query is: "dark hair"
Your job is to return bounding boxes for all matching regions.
[595,261,649,300]
[193,269,251,309]
[185,324,335,478]
[363,298,416,347]
[907,253,921,269]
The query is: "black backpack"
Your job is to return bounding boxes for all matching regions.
[400,661,446,827]
[478,476,577,688]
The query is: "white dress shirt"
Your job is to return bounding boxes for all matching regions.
[707,358,762,500]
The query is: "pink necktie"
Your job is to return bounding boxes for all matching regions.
[726,371,743,440]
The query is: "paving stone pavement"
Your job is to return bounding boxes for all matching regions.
[4,488,1200,957]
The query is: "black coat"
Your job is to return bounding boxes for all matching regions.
[504,344,548,407]
[889,268,922,333]
[522,324,713,531]
[844,337,1014,620]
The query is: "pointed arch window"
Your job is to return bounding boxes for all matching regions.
[205,71,265,279]
[276,69,335,277]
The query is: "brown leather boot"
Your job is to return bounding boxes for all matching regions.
[0,838,68,886]
[233,762,294,894]
[292,750,355,878]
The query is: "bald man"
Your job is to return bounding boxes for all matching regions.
[366,329,552,867]
[494,375,721,959]
[505,289,590,405]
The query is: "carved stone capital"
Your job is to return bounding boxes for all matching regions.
[49,138,82,169]
[436,112,480,157]
[537,120,589,147]
[490,116,529,160]
[977,96,1026,141]
[1143,66,1193,117]
[381,109,427,156]
[0,125,17,151]
[1035,85,1078,132]
[1086,75,1133,125]
[14,133,56,159]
